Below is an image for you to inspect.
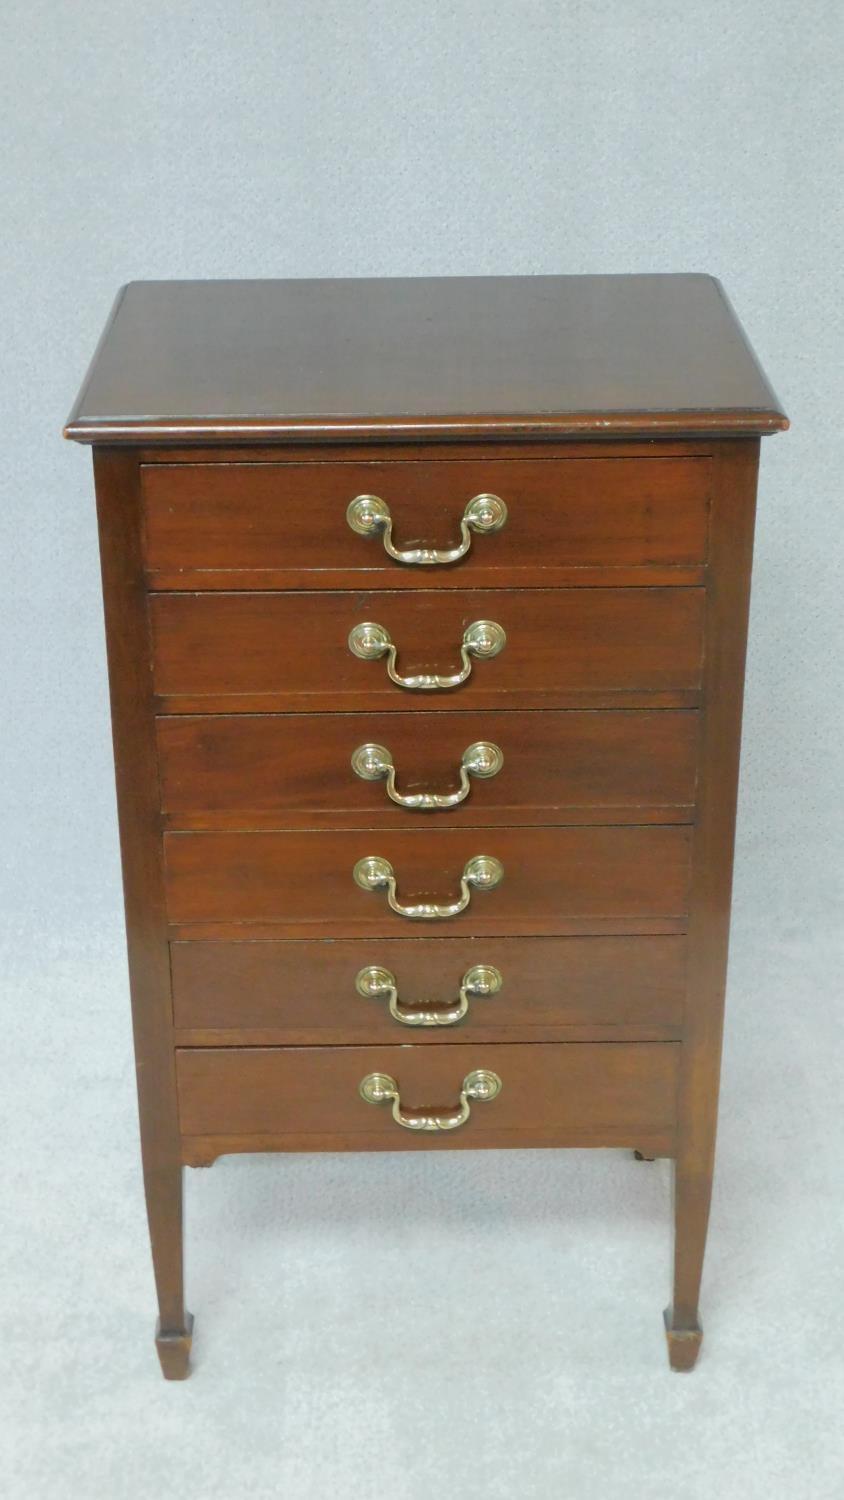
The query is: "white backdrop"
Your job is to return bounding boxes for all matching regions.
[3,4,842,1497]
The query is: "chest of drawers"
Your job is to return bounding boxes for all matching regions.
[65,274,787,1378]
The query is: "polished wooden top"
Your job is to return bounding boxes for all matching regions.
[65,274,787,444]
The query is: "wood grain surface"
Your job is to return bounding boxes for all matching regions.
[150,587,705,713]
[141,454,710,587]
[65,276,788,444]
[170,934,688,1043]
[163,825,692,935]
[176,1041,680,1151]
[156,708,699,829]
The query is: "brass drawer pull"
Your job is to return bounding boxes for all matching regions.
[346,492,508,565]
[350,740,503,809]
[359,1068,502,1131]
[348,619,506,690]
[353,854,503,920]
[355,963,503,1027]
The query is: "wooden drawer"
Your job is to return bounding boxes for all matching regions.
[163,825,692,937]
[171,934,687,1043]
[141,455,710,590]
[176,1041,680,1157]
[156,708,699,829]
[150,587,705,712]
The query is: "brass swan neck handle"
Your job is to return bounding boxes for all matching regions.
[347,619,506,691]
[352,854,504,920]
[350,741,503,809]
[359,1069,503,1131]
[355,963,503,1027]
[346,492,508,566]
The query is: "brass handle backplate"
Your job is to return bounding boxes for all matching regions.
[348,619,506,691]
[346,492,508,565]
[359,1068,503,1130]
[350,740,503,809]
[355,963,503,1027]
[353,854,504,920]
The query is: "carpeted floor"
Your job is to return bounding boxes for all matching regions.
[2,896,842,1500]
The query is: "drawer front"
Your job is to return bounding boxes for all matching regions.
[163,825,692,936]
[157,708,699,829]
[176,1041,680,1153]
[150,588,705,711]
[171,934,687,1041]
[142,456,710,587]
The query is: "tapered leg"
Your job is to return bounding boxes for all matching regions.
[660,443,760,1372]
[146,1161,193,1379]
[94,452,195,1381]
[664,1152,711,1371]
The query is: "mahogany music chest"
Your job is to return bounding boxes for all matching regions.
[65,274,787,1376]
